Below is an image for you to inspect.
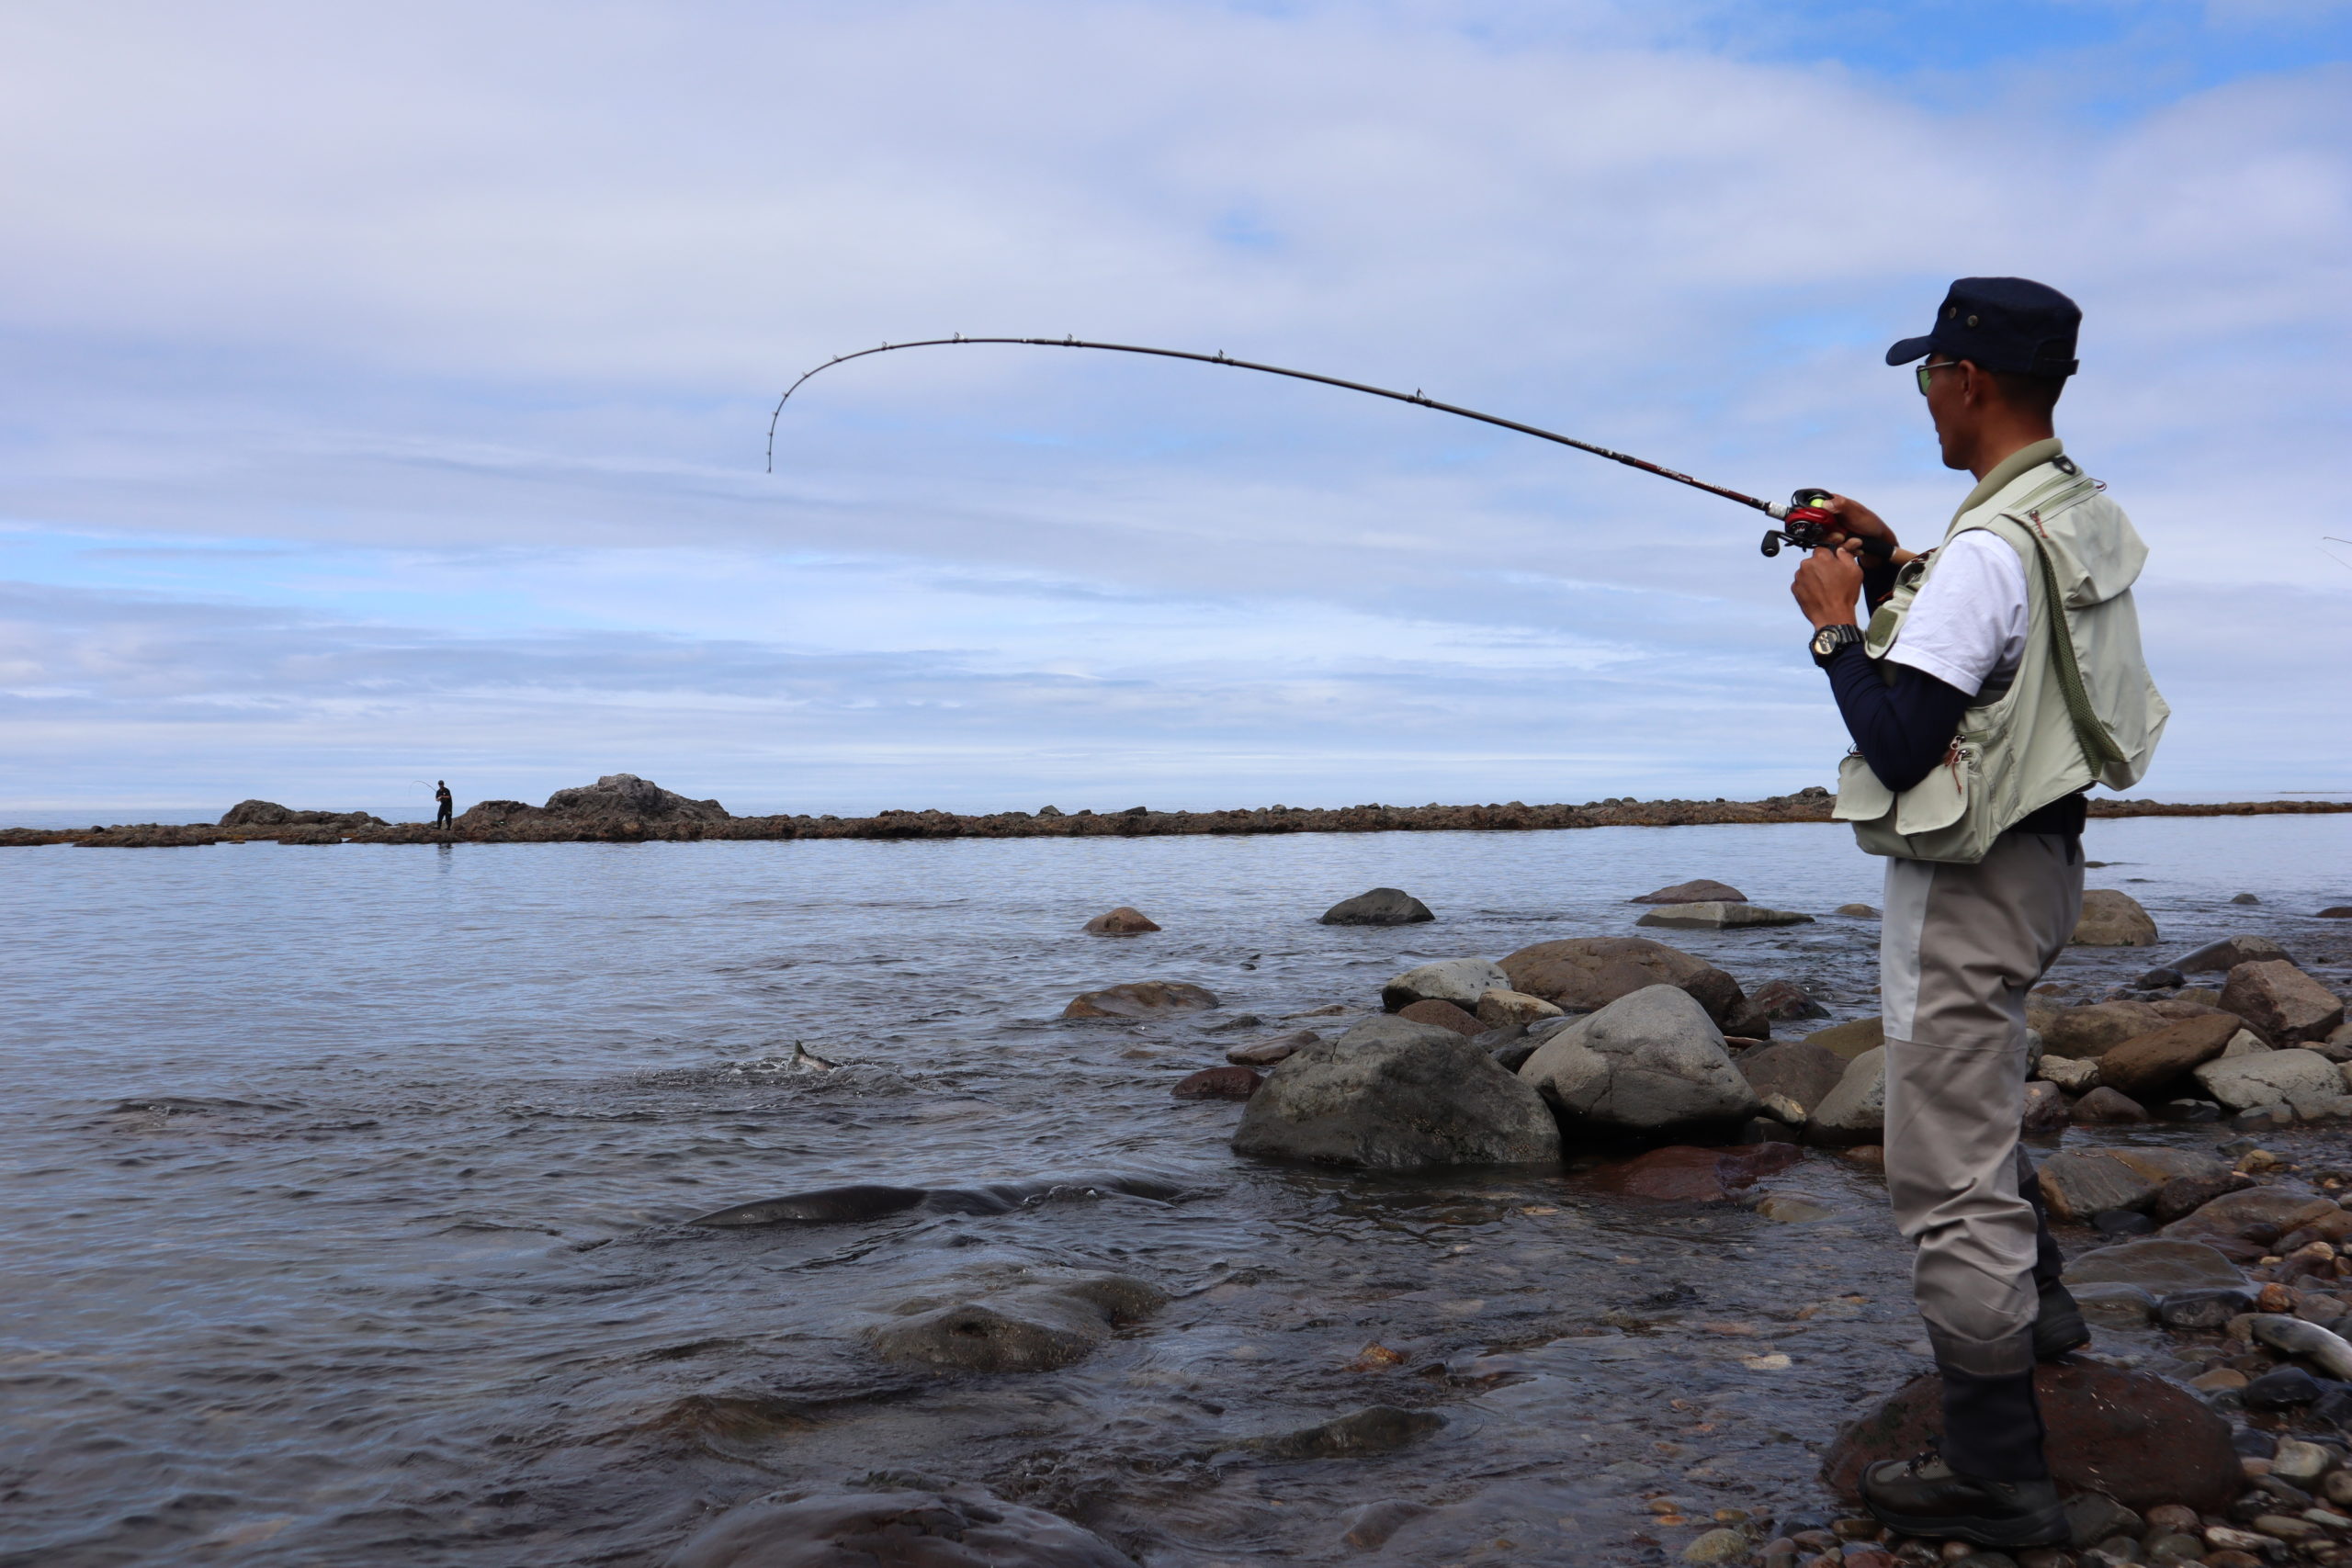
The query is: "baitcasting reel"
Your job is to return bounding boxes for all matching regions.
[1760,489,1893,560]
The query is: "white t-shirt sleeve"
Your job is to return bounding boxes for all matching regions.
[1883,530,2030,698]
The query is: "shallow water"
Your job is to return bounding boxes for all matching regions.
[5,818,2350,1566]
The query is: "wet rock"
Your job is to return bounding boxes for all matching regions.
[2072,1280,2159,1326]
[1632,878,1747,905]
[1804,1016,1886,1063]
[2220,961,2346,1045]
[1681,1528,1752,1563]
[1381,958,1509,1011]
[1822,1360,2241,1513]
[1319,887,1433,926]
[1083,907,1161,934]
[545,773,729,824]
[2177,935,2294,974]
[662,1487,1136,1567]
[2091,1210,2155,1238]
[866,1275,1169,1374]
[1736,1039,1848,1114]
[1635,901,1815,931]
[1172,1066,1262,1100]
[1749,979,1832,1022]
[2097,1014,2244,1100]
[1836,903,1882,918]
[1238,1405,1444,1459]
[2151,1168,2250,1224]
[1395,998,1484,1037]
[1338,1500,1431,1550]
[2020,1081,2070,1134]
[1516,985,1762,1133]
[1227,1031,1317,1066]
[2248,1314,2352,1380]
[2036,1147,2231,1224]
[2071,889,2159,948]
[1500,937,1765,1040]
[1808,1047,1888,1145]
[1062,981,1220,1020]
[2041,1001,2170,1058]
[2270,1438,2333,1483]
[2136,965,2187,988]
[2163,1188,2342,1259]
[1474,988,1562,1028]
[2242,1366,2324,1409]
[2064,1493,2144,1549]
[2159,1287,2257,1329]
[2063,1238,2246,1295]
[1233,1018,1560,1169]
[2194,1048,2346,1117]
[1587,1142,1803,1202]
[2071,1087,2149,1125]
[2035,1055,2100,1092]
[2231,1104,2297,1134]
[2323,907,2352,919]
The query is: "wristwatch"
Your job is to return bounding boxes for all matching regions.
[1810,623,1862,667]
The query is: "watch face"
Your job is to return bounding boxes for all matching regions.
[1813,628,1838,656]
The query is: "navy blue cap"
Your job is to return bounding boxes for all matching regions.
[1885,276,2080,378]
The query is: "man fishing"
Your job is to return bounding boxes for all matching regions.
[1789,277,2168,1547]
[434,780,454,830]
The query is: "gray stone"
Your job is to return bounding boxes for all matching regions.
[2071,889,2158,947]
[1805,1016,1886,1062]
[1516,984,1761,1132]
[2070,1281,2159,1327]
[1237,1405,1445,1459]
[1631,878,1746,905]
[2156,1288,2256,1330]
[1634,901,1815,931]
[2036,1147,2231,1224]
[1234,1018,1560,1168]
[2220,961,2346,1045]
[2064,1494,2144,1551]
[865,1274,1168,1373]
[2220,1029,2269,1058]
[1319,887,1433,926]
[662,1488,1136,1568]
[1474,988,1562,1027]
[1381,957,1510,1011]
[1736,1039,1848,1114]
[1808,1046,1888,1145]
[2176,934,2294,974]
[2193,1048,2346,1117]
[1228,1030,1317,1066]
[2036,1055,2100,1092]
[2062,1238,2245,1295]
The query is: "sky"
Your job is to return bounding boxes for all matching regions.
[2,0,2348,818]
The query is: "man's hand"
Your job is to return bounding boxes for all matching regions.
[1815,495,1899,555]
[1792,541,1865,630]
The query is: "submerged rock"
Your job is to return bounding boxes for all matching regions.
[2063,1238,2246,1294]
[1318,887,1433,926]
[2070,889,2158,947]
[1227,1030,1317,1066]
[865,1274,1168,1374]
[1232,1018,1560,1169]
[1380,957,1508,1011]
[1062,981,1219,1020]
[2035,1147,2231,1224]
[1631,878,1747,904]
[2160,1187,2340,1260]
[1634,901,1815,931]
[662,1487,1136,1567]
[1083,907,1161,934]
[1501,936,1766,1038]
[1587,1142,1803,1202]
[1238,1405,1444,1459]
[1517,985,1762,1133]
[1171,1066,1261,1100]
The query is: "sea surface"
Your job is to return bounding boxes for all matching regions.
[5,818,2349,1566]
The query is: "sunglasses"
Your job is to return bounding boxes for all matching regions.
[1916,359,1962,395]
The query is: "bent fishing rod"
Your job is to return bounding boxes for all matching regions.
[766,335,1882,560]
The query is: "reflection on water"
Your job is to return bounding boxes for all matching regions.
[5,818,2349,1564]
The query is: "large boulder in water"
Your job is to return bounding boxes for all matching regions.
[1062,980,1219,1020]
[1630,878,1747,905]
[1821,1360,2241,1514]
[1500,936,1767,1038]
[662,1487,1136,1567]
[1319,887,1434,926]
[2070,889,2158,947]
[1516,985,1761,1134]
[1232,1017,1559,1169]
[543,773,729,824]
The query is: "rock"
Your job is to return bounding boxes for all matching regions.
[2063,1239,2246,1295]
[2323,907,2352,919]
[1474,988,1562,1028]
[2098,1015,2245,1100]
[2037,1147,2232,1224]
[2036,1055,2101,1092]
[2270,1438,2333,1483]
[1062,981,1220,1020]
[865,1274,1168,1373]
[1822,1360,2241,1513]
[1381,958,1510,1011]
[2064,1494,2144,1550]
[1754,1192,1833,1222]
[1319,888,1433,926]
[1804,1016,1886,1063]
[1500,937,1765,1039]
[1635,901,1815,931]
[1227,1031,1317,1066]
[2219,1030,2269,1058]
[2220,961,2346,1045]
[2159,1287,2257,1329]
[1084,907,1161,934]
[1238,1405,1444,1459]
[2162,1188,2340,1260]
[1632,878,1747,905]
[2020,1080,2070,1134]
[661,1487,1136,1567]
[1516,985,1762,1133]
[2071,889,2159,947]
[2070,1087,2148,1125]
[1394,998,1483,1036]
[1172,1066,1262,1100]
[2247,1314,2352,1380]
[2152,1169,2249,1224]
[2231,1105,2296,1134]
[1682,1528,1752,1563]
[2157,1098,2222,1123]
[1836,903,1882,918]
[542,772,729,823]
[1586,1142,1804,1202]
[1338,1501,1431,1551]
[2070,1281,2159,1326]
[1748,979,1831,1022]
[1807,1047,1888,1145]
[1736,1039,1848,1114]
[2042,1001,2170,1058]
[2136,965,2187,988]
[2177,935,2294,974]
[218,799,387,829]
[2194,1048,2347,1118]
[1233,1018,1561,1169]
[2091,1210,2155,1238]
[2241,1366,2323,1409]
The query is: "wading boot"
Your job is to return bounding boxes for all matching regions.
[2031,1280,2089,1360]
[1859,1452,2067,1548]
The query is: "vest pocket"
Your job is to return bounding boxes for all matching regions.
[1833,752,1894,821]
[1894,744,1973,834]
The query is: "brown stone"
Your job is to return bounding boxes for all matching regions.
[1172,1066,1262,1100]
[2070,888,2159,947]
[2098,1014,2245,1100]
[2176,934,2295,973]
[1499,936,1762,1037]
[1821,1360,2241,1513]
[2020,1079,2070,1133]
[1840,1145,1886,1171]
[1587,1142,1804,1202]
[2152,1169,2251,1224]
[2041,1000,2169,1058]
[1630,878,1746,904]
[1227,1031,1317,1066]
[2070,1086,2148,1125]
[2162,1187,2340,1261]
[2037,1147,2228,1223]
[2320,907,2352,919]
[1737,1039,1848,1113]
[1083,906,1161,934]
[2220,960,2346,1046]
[1748,978,1830,1021]
[1395,998,1484,1037]
[1805,1016,1887,1062]
[1062,980,1220,1019]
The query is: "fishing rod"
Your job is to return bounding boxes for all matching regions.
[765,335,1881,560]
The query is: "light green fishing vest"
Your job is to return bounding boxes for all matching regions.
[1833,438,2170,863]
